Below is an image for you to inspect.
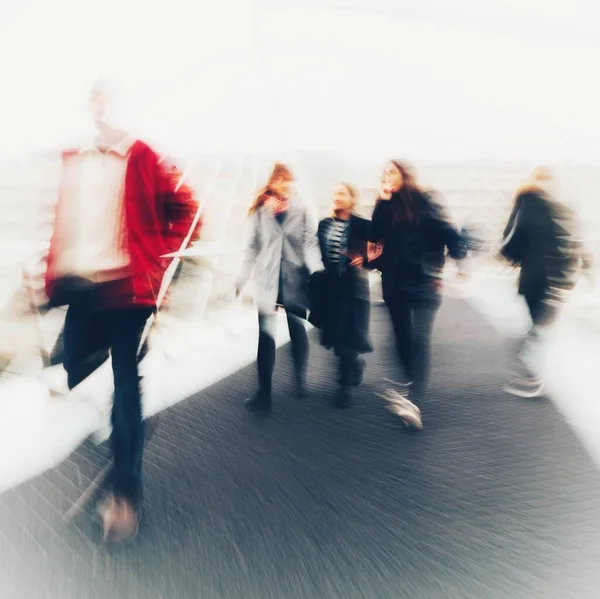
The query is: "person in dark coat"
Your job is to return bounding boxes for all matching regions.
[369,160,467,429]
[500,166,591,398]
[312,183,374,408]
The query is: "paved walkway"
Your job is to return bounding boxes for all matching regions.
[465,269,600,467]
[0,300,291,494]
[2,296,600,598]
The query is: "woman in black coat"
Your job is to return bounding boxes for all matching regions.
[369,160,467,429]
[312,183,374,407]
[500,167,590,398]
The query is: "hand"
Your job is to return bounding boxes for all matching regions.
[379,184,392,201]
[349,253,364,268]
[367,242,383,263]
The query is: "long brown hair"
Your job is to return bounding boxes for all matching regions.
[382,159,421,225]
[248,163,294,215]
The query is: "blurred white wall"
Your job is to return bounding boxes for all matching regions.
[0,0,598,163]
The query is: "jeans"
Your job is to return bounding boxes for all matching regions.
[386,300,439,403]
[257,306,308,394]
[63,284,152,503]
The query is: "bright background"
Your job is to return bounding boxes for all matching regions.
[0,0,599,163]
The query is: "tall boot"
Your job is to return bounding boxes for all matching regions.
[334,385,351,408]
[244,386,272,410]
[246,327,274,411]
[334,356,353,408]
[287,310,309,397]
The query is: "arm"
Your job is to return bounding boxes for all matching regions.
[446,227,468,261]
[354,217,370,267]
[499,193,531,265]
[346,216,376,270]
[569,212,593,273]
[425,192,468,261]
[441,218,468,261]
[369,200,387,243]
[303,206,325,275]
[161,164,202,253]
[503,195,523,240]
[44,150,72,302]
[563,212,593,288]
[362,201,386,271]
[235,213,260,292]
[316,219,327,264]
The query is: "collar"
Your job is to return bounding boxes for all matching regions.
[79,134,135,157]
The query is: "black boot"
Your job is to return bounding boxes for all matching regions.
[333,385,351,408]
[244,388,272,411]
[351,357,366,387]
[295,374,308,398]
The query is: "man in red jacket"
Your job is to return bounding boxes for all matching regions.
[45,79,197,542]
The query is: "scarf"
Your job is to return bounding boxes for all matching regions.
[269,194,289,217]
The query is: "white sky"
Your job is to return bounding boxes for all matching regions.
[0,0,598,163]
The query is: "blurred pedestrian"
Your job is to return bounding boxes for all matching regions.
[500,166,591,398]
[44,78,198,542]
[311,183,374,408]
[369,160,467,429]
[235,163,324,410]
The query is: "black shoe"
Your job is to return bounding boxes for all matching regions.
[244,391,272,411]
[351,358,366,387]
[333,386,351,408]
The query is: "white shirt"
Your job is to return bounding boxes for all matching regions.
[55,135,134,281]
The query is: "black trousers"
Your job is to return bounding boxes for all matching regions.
[386,299,439,403]
[338,348,359,387]
[257,306,308,394]
[524,292,557,327]
[63,284,152,503]
[512,291,559,380]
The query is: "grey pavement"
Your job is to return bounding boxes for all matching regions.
[2,299,600,598]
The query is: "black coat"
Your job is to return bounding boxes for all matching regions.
[309,215,373,355]
[500,189,583,300]
[369,190,466,306]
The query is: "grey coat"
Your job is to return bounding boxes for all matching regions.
[235,196,324,315]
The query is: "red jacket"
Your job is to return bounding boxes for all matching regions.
[160,159,203,254]
[46,140,199,309]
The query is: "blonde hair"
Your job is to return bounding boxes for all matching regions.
[332,182,360,217]
[514,165,555,198]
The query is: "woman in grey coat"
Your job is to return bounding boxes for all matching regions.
[235,163,324,410]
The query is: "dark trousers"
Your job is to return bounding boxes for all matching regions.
[257,306,308,394]
[386,300,439,403]
[338,348,358,388]
[524,293,557,328]
[512,291,559,380]
[63,286,152,503]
